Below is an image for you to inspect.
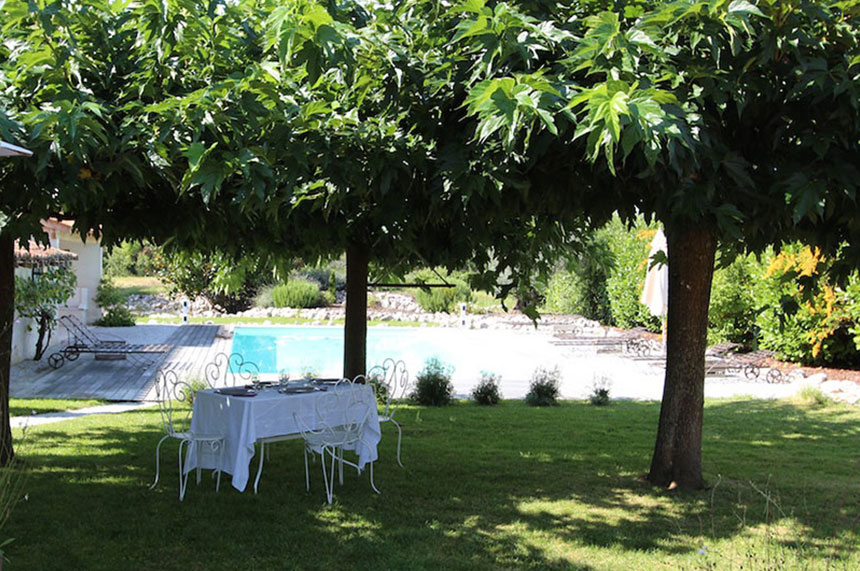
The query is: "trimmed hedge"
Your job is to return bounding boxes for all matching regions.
[271,279,321,309]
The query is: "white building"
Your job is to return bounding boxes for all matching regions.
[11,220,103,364]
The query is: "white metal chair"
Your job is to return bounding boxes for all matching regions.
[150,369,224,501]
[294,379,379,504]
[253,429,301,495]
[202,352,260,389]
[366,358,409,467]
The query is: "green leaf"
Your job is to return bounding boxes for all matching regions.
[727,0,764,17]
[535,108,558,136]
[453,15,489,42]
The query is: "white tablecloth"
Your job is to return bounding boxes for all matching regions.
[186,385,380,492]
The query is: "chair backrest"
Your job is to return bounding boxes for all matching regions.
[202,352,260,388]
[154,369,195,436]
[295,379,374,446]
[59,314,101,346]
[366,358,409,419]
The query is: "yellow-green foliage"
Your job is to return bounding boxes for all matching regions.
[756,244,860,366]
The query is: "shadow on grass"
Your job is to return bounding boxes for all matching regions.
[6,399,860,570]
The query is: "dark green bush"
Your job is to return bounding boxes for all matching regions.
[708,253,762,348]
[411,358,454,406]
[525,366,561,407]
[471,372,501,405]
[271,279,321,309]
[544,234,613,321]
[408,269,473,314]
[589,376,612,406]
[94,279,136,326]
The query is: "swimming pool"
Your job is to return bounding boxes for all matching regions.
[230,325,565,383]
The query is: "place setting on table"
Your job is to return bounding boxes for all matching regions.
[184,370,382,494]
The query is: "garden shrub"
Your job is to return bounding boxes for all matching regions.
[708,253,762,348]
[271,279,322,309]
[94,278,136,327]
[156,251,269,313]
[794,385,832,407]
[471,372,501,405]
[320,290,336,306]
[411,357,454,406]
[755,244,860,367]
[589,375,611,406]
[410,269,473,313]
[252,285,275,308]
[598,216,661,331]
[103,242,135,277]
[525,366,561,406]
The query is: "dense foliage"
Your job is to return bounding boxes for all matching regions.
[104,242,158,278]
[14,266,77,359]
[471,372,502,405]
[93,279,135,327]
[411,358,455,407]
[409,269,474,314]
[270,280,322,309]
[525,367,561,407]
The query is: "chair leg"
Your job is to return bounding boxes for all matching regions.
[304,447,310,491]
[150,435,169,490]
[369,461,380,495]
[178,440,189,501]
[320,448,335,505]
[391,418,404,467]
[254,441,266,494]
[215,441,223,493]
[338,446,344,486]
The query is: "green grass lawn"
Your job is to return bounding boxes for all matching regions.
[112,276,166,297]
[9,398,105,417]
[4,398,860,570]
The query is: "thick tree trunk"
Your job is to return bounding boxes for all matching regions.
[0,235,15,465]
[343,241,369,380]
[647,223,717,490]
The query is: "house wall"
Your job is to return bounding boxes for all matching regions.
[11,266,37,364]
[55,235,102,324]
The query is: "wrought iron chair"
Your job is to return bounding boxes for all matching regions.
[202,352,260,389]
[150,369,224,501]
[366,358,409,467]
[294,379,379,504]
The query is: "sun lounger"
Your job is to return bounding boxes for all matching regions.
[47,315,171,369]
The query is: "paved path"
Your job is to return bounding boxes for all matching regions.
[11,402,156,428]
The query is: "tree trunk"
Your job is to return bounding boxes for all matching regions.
[343,241,369,380]
[0,235,15,465]
[647,223,717,490]
[33,311,51,361]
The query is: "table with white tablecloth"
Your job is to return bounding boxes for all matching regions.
[186,385,380,492]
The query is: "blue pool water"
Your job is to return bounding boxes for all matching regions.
[230,326,562,383]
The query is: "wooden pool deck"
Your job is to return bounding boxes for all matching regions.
[10,324,232,402]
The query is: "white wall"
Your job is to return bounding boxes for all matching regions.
[56,235,102,324]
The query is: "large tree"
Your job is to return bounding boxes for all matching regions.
[446,0,860,488]
[120,0,589,378]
